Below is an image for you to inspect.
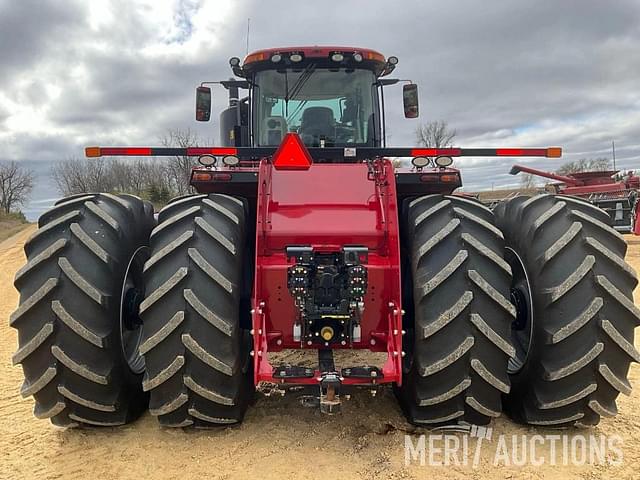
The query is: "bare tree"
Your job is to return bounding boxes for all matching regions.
[520,173,537,190]
[51,155,177,205]
[109,159,136,194]
[0,161,34,214]
[51,128,210,203]
[52,157,116,196]
[161,128,206,196]
[415,120,457,149]
[556,157,610,175]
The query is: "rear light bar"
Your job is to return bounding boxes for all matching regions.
[86,146,562,160]
[409,147,561,158]
[85,147,239,158]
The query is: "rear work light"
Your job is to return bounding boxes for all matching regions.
[222,155,240,166]
[435,156,453,167]
[411,157,429,168]
[198,155,216,166]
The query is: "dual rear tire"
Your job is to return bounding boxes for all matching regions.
[11,194,154,427]
[11,192,253,428]
[398,193,639,427]
[494,194,640,426]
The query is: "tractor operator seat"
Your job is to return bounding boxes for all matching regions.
[299,106,335,145]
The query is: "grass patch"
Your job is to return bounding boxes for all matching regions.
[0,211,31,243]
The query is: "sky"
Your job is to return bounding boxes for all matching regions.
[1,0,639,190]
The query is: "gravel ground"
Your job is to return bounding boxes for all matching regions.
[1,226,638,480]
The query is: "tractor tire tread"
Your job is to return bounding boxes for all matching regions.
[11,193,153,426]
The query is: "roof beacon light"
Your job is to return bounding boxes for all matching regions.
[435,156,454,167]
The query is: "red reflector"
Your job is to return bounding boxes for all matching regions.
[100,147,152,156]
[496,148,522,156]
[411,148,461,157]
[187,147,238,156]
[272,133,313,170]
[496,148,546,156]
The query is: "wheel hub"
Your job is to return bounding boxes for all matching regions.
[510,288,529,331]
[122,287,144,330]
[120,246,150,374]
[504,247,534,375]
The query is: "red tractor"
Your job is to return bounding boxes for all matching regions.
[510,164,640,233]
[12,46,640,429]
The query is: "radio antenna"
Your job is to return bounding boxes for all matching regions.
[246,18,250,55]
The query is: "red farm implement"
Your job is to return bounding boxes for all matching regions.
[510,164,640,233]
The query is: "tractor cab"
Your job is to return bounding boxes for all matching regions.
[195,46,418,150]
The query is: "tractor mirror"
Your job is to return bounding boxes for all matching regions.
[403,83,419,118]
[195,86,211,122]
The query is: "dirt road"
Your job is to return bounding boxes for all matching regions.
[1,226,639,479]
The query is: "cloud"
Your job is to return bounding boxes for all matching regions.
[1,0,639,191]
[0,1,87,86]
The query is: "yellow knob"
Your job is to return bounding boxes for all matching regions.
[321,326,334,341]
